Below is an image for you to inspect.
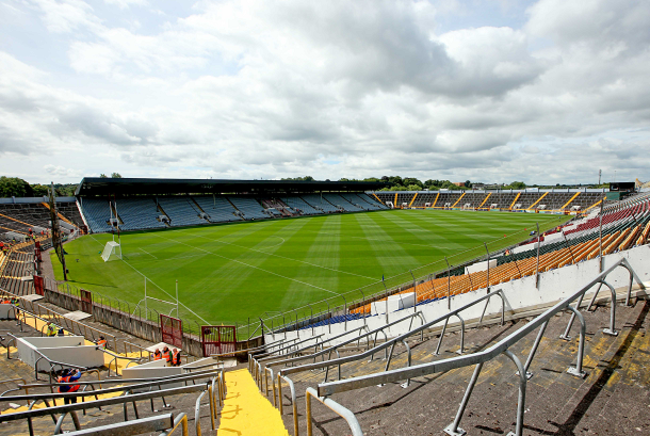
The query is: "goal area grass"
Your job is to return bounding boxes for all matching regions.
[50,209,569,327]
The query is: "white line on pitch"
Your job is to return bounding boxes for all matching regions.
[193,234,377,281]
[154,234,339,296]
[139,248,158,259]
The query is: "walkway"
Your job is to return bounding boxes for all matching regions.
[218,369,289,436]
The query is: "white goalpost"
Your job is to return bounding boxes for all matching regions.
[101,241,122,262]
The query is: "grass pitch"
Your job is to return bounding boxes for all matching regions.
[51,209,568,326]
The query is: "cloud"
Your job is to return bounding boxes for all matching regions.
[103,0,148,9]
[0,0,649,185]
[31,0,101,34]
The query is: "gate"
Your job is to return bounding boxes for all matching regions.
[80,289,92,314]
[160,314,183,349]
[33,275,44,296]
[201,326,237,357]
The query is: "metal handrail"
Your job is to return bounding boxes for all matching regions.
[0,372,221,404]
[258,325,368,366]
[9,368,221,391]
[267,310,427,414]
[260,325,371,402]
[30,346,88,382]
[313,258,643,436]
[306,387,363,436]
[159,412,189,436]
[276,292,504,435]
[0,383,214,436]
[279,290,505,380]
[58,413,175,436]
[7,296,118,349]
[253,334,325,360]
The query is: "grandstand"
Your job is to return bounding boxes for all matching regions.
[379,188,605,212]
[72,178,387,233]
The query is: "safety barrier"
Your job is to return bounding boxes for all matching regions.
[0,371,223,436]
[306,257,643,436]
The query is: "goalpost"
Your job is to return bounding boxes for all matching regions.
[101,241,122,262]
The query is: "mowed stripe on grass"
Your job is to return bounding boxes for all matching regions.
[52,209,567,325]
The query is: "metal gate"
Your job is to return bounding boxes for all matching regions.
[33,275,44,296]
[80,289,92,314]
[160,314,183,349]
[201,326,237,357]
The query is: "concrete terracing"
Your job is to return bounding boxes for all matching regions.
[281,300,650,436]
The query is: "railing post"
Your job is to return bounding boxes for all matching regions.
[444,362,484,436]
[445,257,451,310]
[484,242,490,292]
[503,350,527,436]
[565,306,587,378]
[521,320,548,379]
[535,222,540,288]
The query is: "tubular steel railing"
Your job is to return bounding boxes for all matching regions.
[259,325,372,402]
[264,310,426,417]
[0,372,222,436]
[305,257,643,436]
[275,291,504,436]
[61,413,175,436]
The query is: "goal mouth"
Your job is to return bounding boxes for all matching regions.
[101,241,122,262]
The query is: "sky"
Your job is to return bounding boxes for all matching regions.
[1,0,649,185]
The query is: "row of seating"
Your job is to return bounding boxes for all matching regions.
[80,193,388,233]
[114,198,166,231]
[376,191,605,211]
[0,238,49,295]
[0,201,82,234]
[351,194,650,315]
[157,197,206,226]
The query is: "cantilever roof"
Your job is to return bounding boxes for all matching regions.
[75,177,386,196]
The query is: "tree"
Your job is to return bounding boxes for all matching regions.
[111,173,123,178]
[0,177,33,197]
[31,184,50,197]
[403,178,423,189]
[465,180,472,188]
[507,181,526,190]
[100,174,108,178]
[406,184,422,191]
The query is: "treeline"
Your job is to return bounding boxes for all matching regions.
[284,176,607,191]
[283,176,524,191]
[0,177,77,198]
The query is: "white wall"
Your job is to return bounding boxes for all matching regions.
[266,244,650,344]
[122,359,183,384]
[0,305,17,320]
[465,259,497,275]
[16,336,104,371]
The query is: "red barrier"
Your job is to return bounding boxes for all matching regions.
[201,326,237,357]
[33,275,44,296]
[80,289,92,314]
[160,314,183,349]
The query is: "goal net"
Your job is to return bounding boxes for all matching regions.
[101,241,122,262]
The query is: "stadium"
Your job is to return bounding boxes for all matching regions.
[2,0,650,434]
[0,177,649,436]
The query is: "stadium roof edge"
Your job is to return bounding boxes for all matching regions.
[75,177,386,196]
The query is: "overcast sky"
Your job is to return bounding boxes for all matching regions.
[1,0,649,185]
